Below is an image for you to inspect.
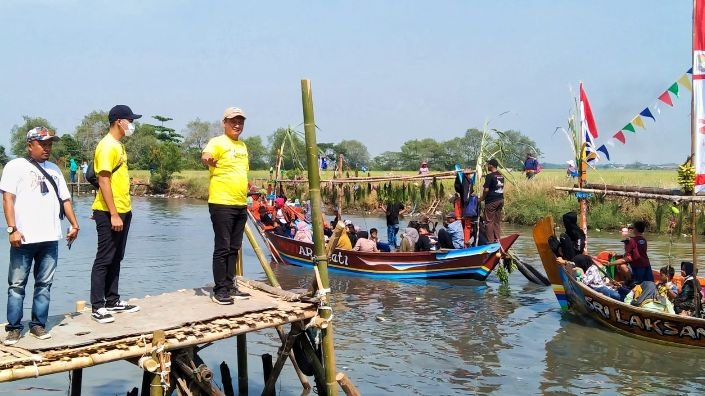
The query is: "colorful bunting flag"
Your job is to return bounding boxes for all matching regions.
[632,116,645,129]
[596,145,610,161]
[658,91,674,107]
[613,131,626,144]
[640,108,655,121]
[606,139,616,147]
[689,67,694,74]
[668,82,680,97]
[678,74,693,92]
[623,123,636,133]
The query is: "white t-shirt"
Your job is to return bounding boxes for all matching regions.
[0,158,71,244]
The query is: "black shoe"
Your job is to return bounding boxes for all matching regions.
[212,294,234,305]
[106,300,140,313]
[92,308,115,324]
[29,326,51,340]
[3,329,21,345]
[230,290,251,300]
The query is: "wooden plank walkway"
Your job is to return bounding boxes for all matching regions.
[0,281,316,382]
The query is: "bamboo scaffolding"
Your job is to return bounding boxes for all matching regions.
[274,169,473,184]
[555,186,705,202]
[584,183,683,196]
[301,79,339,396]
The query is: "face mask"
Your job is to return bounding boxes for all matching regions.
[124,122,135,137]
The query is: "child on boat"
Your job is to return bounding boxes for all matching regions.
[604,220,652,285]
[674,261,702,317]
[657,266,678,301]
[562,255,627,301]
[624,281,675,314]
[353,231,378,252]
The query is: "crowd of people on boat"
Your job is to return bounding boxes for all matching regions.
[552,211,703,318]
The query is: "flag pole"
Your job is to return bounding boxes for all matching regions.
[691,0,698,269]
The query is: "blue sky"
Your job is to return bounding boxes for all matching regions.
[0,0,694,164]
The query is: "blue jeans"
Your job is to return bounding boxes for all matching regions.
[387,224,399,249]
[631,266,654,284]
[7,241,58,331]
[594,286,621,301]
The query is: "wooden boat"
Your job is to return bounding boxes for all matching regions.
[252,216,518,280]
[533,216,705,347]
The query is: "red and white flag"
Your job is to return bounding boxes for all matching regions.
[580,83,599,163]
[694,0,705,192]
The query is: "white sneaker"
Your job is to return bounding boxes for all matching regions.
[92,308,115,324]
[106,300,140,313]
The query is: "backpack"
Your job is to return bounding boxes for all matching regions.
[85,161,122,189]
[462,195,479,217]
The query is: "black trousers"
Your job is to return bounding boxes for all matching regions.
[90,210,132,310]
[209,204,247,296]
[437,228,454,249]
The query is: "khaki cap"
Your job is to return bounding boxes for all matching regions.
[223,107,246,119]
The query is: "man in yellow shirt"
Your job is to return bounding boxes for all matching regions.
[90,105,141,324]
[202,107,251,305]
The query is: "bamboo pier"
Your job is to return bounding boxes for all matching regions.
[555,185,705,203]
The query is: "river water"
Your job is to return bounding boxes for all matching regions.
[1,196,705,395]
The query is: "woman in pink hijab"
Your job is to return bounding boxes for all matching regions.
[294,221,313,243]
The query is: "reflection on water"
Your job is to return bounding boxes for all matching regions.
[0,200,704,394]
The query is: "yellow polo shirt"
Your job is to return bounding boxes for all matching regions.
[92,134,131,213]
[203,135,249,206]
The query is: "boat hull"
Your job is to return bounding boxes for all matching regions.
[262,227,518,281]
[533,216,705,347]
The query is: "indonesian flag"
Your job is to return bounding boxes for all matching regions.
[694,0,705,192]
[580,83,599,164]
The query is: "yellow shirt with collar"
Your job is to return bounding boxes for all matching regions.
[92,134,131,213]
[203,134,249,206]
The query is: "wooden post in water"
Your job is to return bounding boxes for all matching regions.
[150,330,165,396]
[69,368,82,396]
[301,79,339,396]
[235,249,248,395]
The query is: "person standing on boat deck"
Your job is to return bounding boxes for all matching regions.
[480,159,504,242]
[90,105,141,324]
[1,127,80,344]
[607,220,653,284]
[383,200,406,250]
[202,107,252,305]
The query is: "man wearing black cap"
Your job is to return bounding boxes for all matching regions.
[90,105,141,323]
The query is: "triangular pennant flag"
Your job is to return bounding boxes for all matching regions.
[668,82,680,97]
[596,145,610,161]
[614,130,627,143]
[689,67,693,74]
[640,108,655,121]
[678,74,692,92]
[658,91,674,107]
[654,102,662,114]
[623,123,636,133]
[606,139,616,147]
[632,115,646,129]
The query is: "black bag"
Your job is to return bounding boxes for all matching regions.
[85,160,122,189]
[26,158,66,220]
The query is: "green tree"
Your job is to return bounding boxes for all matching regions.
[335,140,370,169]
[150,141,184,193]
[371,151,405,170]
[242,135,268,170]
[267,127,307,171]
[147,115,183,143]
[10,116,57,157]
[124,124,161,169]
[0,146,9,166]
[74,110,109,160]
[182,118,220,169]
[487,129,541,169]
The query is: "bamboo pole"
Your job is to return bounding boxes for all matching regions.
[301,79,339,396]
[692,0,699,269]
[235,250,248,395]
[274,169,474,184]
[244,224,280,287]
[150,330,165,396]
[335,373,361,396]
[555,186,705,202]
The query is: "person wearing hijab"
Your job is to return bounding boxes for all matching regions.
[294,221,313,243]
[558,212,586,260]
[674,261,701,316]
[573,255,624,301]
[624,281,674,314]
[399,226,419,252]
[353,231,378,252]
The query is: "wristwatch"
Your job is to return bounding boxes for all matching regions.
[6,226,16,234]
